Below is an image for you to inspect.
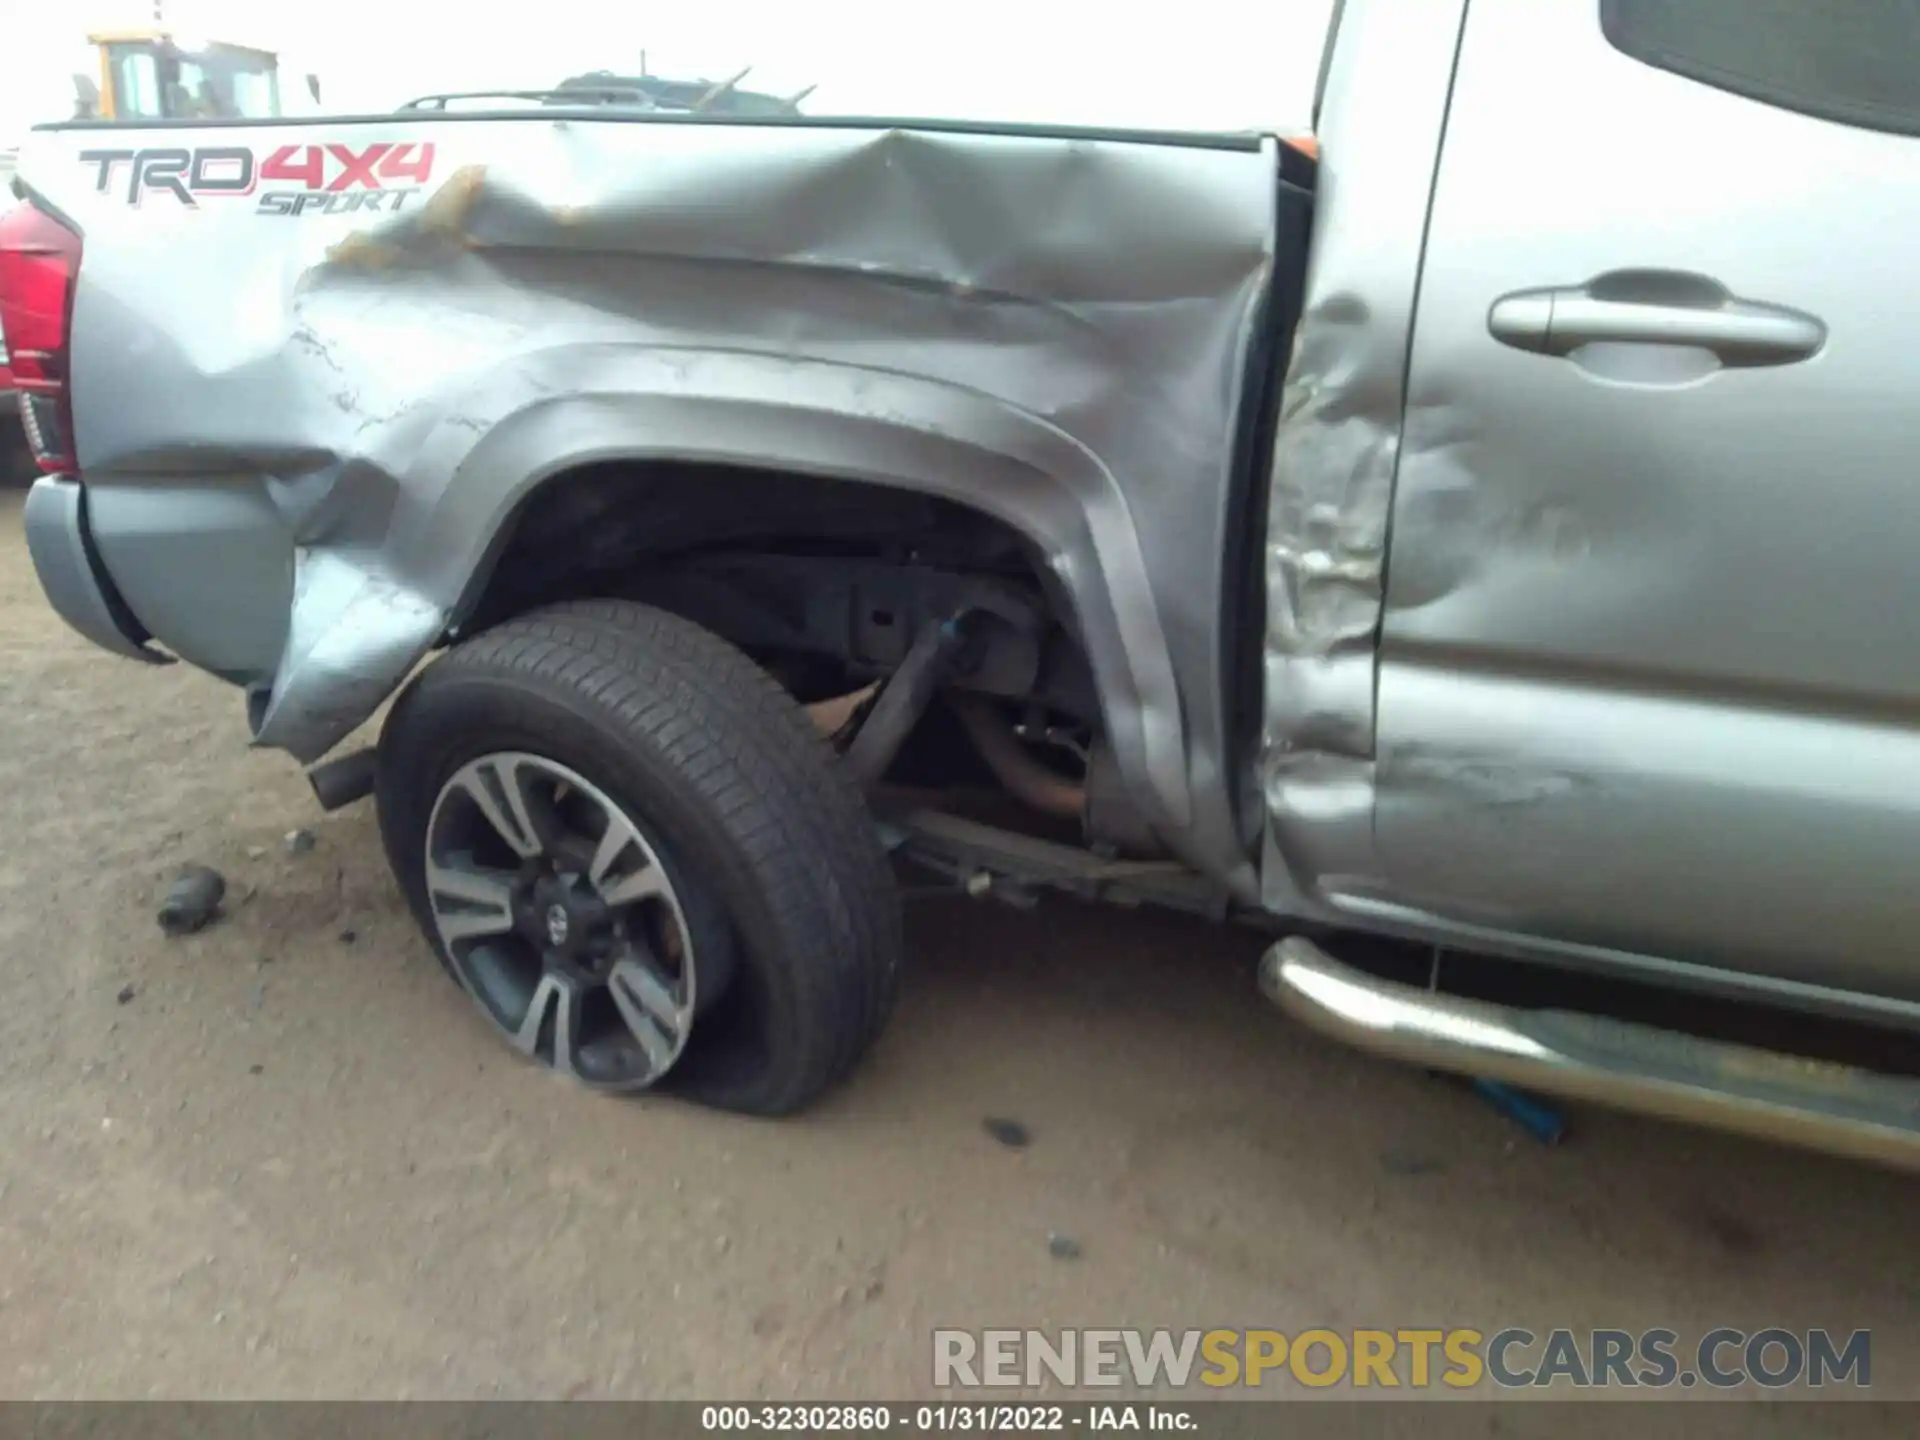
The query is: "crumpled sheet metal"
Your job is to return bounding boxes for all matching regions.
[35,118,1277,879]
[1257,0,1468,914]
[1263,304,1395,758]
[1259,303,1396,908]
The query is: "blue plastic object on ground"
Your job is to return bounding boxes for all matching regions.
[1471,1078,1567,1145]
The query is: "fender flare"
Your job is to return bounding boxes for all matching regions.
[254,344,1192,832]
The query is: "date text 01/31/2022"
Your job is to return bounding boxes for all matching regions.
[700,1405,1196,1432]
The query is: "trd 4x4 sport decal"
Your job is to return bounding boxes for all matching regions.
[80,143,438,214]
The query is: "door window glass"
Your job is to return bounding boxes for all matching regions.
[1601,0,1920,136]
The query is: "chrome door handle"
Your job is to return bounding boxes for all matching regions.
[1490,273,1826,367]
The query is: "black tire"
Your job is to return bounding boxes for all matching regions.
[375,599,904,1115]
[3,417,34,489]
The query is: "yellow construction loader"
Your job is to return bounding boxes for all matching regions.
[76,31,319,122]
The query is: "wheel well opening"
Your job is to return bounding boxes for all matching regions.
[453,459,1145,842]
[460,459,1046,638]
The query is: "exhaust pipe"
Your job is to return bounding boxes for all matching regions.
[1262,936,1920,1173]
[307,748,377,812]
[949,696,1085,820]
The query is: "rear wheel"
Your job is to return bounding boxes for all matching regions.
[376,599,904,1115]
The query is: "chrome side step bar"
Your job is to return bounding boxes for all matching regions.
[1261,936,1920,1172]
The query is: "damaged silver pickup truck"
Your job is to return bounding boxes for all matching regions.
[11,0,1920,1159]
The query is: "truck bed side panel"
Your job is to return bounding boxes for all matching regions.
[18,119,1278,884]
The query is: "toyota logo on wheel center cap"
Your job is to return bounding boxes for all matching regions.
[545,904,571,947]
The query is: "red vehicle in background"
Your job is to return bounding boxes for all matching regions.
[1,243,22,485]
[0,164,12,399]
[1,147,12,399]
[1,295,28,486]
[2,165,28,486]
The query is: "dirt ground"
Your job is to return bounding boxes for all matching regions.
[2,490,1919,1408]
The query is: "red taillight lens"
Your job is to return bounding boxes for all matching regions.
[0,203,83,473]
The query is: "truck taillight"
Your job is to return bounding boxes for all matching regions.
[0,203,82,474]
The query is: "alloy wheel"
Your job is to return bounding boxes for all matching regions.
[422,751,697,1090]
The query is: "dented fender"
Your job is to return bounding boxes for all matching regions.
[25,116,1280,879]
[259,346,1193,836]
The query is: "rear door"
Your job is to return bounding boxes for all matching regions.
[1373,0,1920,1000]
